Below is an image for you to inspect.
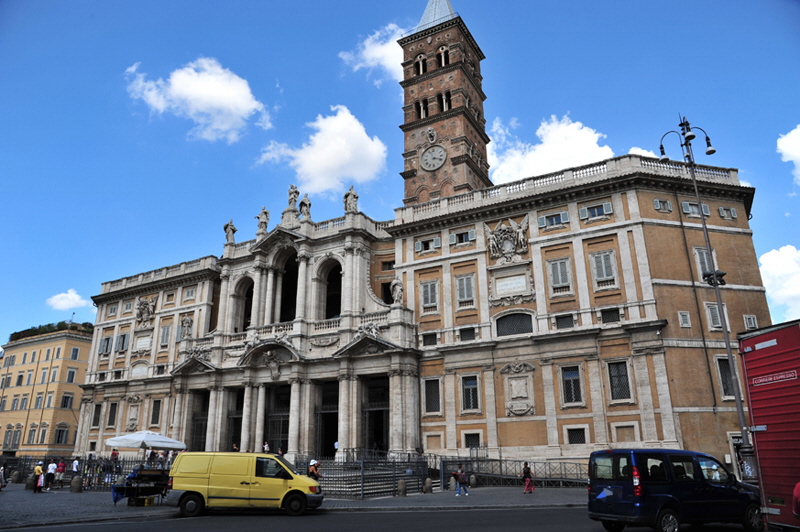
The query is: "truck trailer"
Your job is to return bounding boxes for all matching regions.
[739,319,800,531]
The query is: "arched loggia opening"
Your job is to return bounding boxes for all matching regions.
[233,277,254,333]
[317,259,342,320]
[277,251,299,323]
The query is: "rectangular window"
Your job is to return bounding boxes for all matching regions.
[55,427,69,445]
[98,372,106,382]
[123,301,133,313]
[744,315,758,330]
[549,258,571,295]
[26,371,32,386]
[66,368,77,384]
[678,311,692,328]
[38,428,47,444]
[16,373,23,386]
[108,304,117,316]
[91,404,102,427]
[422,333,437,346]
[71,347,80,360]
[556,314,574,329]
[0,398,5,411]
[682,201,711,217]
[449,230,476,245]
[99,337,112,355]
[40,369,48,384]
[45,349,51,361]
[115,334,129,352]
[155,365,166,375]
[567,427,587,444]
[421,281,438,313]
[160,325,171,347]
[716,357,735,398]
[459,327,476,341]
[608,361,632,401]
[60,394,73,409]
[107,402,118,427]
[695,247,714,276]
[20,396,28,410]
[22,353,27,364]
[424,379,441,414]
[456,275,475,308]
[705,302,728,330]
[35,395,43,409]
[55,347,61,359]
[45,393,53,408]
[653,198,673,213]
[11,398,19,410]
[183,287,196,300]
[591,250,616,288]
[462,375,479,411]
[381,261,395,271]
[718,206,738,220]
[415,236,441,252]
[579,202,613,220]
[601,308,621,323]
[562,366,582,404]
[150,399,162,425]
[27,428,36,445]
[538,211,570,228]
[464,432,481,449]
[51,369,57,382]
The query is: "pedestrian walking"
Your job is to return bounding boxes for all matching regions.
[454,463,469,496]
[45,459,57,490]
[307,460,322,480]
[55,458,66,489]
[33,462,44,493]
[521,462,535,493]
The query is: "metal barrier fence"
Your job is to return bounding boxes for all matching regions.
[296,455,428,499]
[439,457,588,489]
[4,455,170,491]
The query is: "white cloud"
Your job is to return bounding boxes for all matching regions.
[257,105,387,194]
[126,57,271,143]
[777,125,800,186]
[488,115,615,184]
[339,23,406,88]
[46,289,90,311]
[629,147,657,158]
[760,245,800,321]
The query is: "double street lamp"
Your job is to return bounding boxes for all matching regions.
[659,117,755,480]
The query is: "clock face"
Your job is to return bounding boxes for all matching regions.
[420,145,447,171]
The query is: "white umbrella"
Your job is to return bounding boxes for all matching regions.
[104,430,186,451]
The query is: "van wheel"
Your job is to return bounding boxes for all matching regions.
[602,521,625,532]
[655,509,679,532]
[742,503,764,532]
[179,493,205,518]
[284,493,307,516]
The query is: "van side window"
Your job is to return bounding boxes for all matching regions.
[697,457,728,484]
[669,455,699,481]
[590,455,630,480]
[639,455,667,482]
[256,457,284,478]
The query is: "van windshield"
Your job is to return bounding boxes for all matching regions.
[276,456,300,475]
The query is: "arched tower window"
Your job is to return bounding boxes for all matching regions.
[316,260,343,320]
[443,91,451,112]
[437,46,450,68]
[415,54,427,76]
[415,100,428,120]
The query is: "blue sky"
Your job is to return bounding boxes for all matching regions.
[1,0,799,347]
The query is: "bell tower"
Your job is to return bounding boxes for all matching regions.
[398,0,491,205]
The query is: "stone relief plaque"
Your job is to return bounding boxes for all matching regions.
[496,275,527,295]
[130,365,148,379]
[135,336,151,350]
[508,376,529,400]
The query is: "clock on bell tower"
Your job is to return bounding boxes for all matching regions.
[398,0,492,205]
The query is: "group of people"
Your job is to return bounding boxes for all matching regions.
[230,442,285,455]
[450,461,536,496]
[32,458,69,493]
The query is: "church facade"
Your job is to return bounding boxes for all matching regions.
[75,1,770,467]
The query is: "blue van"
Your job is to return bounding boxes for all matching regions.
[588,449,762,532]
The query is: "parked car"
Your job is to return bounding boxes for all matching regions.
[588,449,763,532]
[166,452,323,517]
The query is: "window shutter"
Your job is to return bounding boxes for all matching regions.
[593,254,604,279]
[468,229,476,241]
[449,233,457,245]
[654,199,662,210]
[682,201,691,214]
[603,202,613,214]
[603,252,614,279]
[701,203,711,216]
[415,241,422,252]
[708,304,722,328]
[537,216,546,228]
[579,208,588,220]
[561,211,570,223]
[433,236,441,249]
[666,200,673,211]
[718,207,726,217]
[730,207,737,219]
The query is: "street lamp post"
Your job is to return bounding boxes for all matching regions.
[659,117,756,481]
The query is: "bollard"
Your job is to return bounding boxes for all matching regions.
[469,474,476,488]
[449,476,457,491]
[423,477,432,494]
[25,474,35,491]
[70,475,83,493]
[397,479,407,497]
[10,471,20,484]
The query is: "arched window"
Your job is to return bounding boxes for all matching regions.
[443,91,452,112]
[233,278,255,332]
[415,100,428,120]
[317,260,343,320]
[415,54,427,76]
[496,313,533,337]
[437,47,450,68]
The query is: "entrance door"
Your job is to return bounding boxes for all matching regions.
[316,412,338,459]
[363,377,390,453]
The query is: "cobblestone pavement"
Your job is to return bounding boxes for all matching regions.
[0,483,587,529]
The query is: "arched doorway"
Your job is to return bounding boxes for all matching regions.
[317,259,342,320]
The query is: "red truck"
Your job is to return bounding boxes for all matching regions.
[739,319,800,531]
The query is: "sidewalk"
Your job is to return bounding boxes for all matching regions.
[0,482,587,529]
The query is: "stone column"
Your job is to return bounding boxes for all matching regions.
[254,384,267,452]
[337,373,351,452]
[404,368,420,452]
[273,271,284,323]
[205,386,219,452]
[295,254,309,320]
[171,386,185,441]
[264,268,275,325]
[252,265,264,328]
[218,274,230,333]
[632,351,658,443]
[95,401,107,454]
[75,398,92,454]
[299,379,314,455]
[388,367,405,453]
[444,369,457,452]
[240,383,253,451]
[586,357,609,446]
[651,349,678,445]
[540,361,561,452]
[482,365,499,451]
[287,378,302,456]
[342,245,354,314]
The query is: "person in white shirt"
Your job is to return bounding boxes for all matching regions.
[45,460,57,490]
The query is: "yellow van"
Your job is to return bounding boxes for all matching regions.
[166,452,323,516]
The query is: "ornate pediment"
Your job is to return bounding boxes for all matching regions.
[332,332,401,359]
[171,354,217,375]
[249,226,304,254]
